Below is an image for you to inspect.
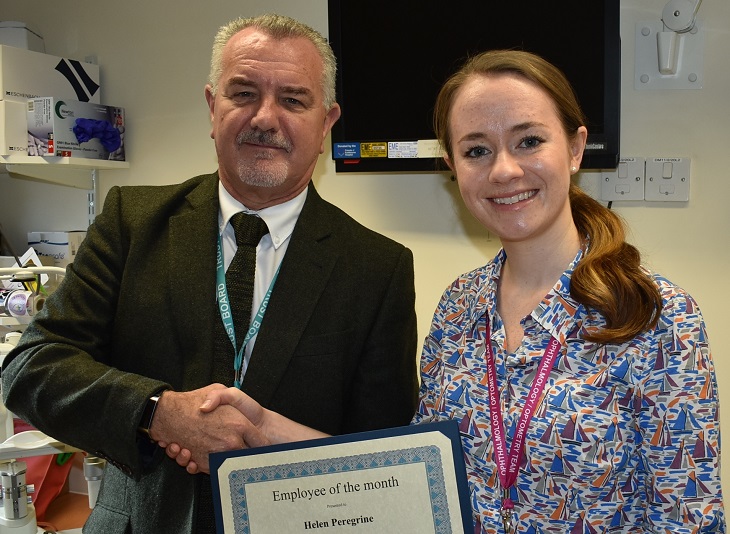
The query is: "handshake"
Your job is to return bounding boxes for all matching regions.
[151,385,326,474]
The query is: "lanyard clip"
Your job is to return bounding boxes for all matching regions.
[500,507,513,534]
[501,487,514,533]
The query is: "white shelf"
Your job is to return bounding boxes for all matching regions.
[1,155,128,189]
[0,316,30,327]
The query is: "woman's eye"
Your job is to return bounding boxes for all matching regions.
[519,135,544,149]
[465,146,489,158]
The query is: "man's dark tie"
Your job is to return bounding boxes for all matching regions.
[226,212,269,349]
[200,212,268,533]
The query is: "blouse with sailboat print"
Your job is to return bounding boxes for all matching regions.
[413,248,725,533]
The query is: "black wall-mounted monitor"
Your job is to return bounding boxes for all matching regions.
[327,1,620,173]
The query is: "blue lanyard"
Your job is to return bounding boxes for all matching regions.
[216,233,280,388]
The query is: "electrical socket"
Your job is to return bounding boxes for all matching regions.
[600,157,645,201]
[645,157,690,201]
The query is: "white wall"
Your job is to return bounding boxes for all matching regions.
[2,0,729,483]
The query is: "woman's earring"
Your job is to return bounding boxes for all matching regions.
[570,166,577,173]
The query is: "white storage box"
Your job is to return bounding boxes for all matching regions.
[0,22,45,52]
[27,231,86,267]
[0,99,26,155]
[0,45,100,103]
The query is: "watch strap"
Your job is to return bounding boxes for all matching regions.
[138,392,163,438]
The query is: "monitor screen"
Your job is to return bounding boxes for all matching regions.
[328,1,620,173]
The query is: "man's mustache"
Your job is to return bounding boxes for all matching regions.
[236,130,292,153]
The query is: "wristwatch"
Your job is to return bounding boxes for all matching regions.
[138,392,163,438]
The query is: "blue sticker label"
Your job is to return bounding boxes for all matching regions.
[333,143,360,159]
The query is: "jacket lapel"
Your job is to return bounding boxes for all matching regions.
[242,185,338,405]
[167,174,220,389]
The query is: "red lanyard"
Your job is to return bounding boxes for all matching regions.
[483,318,561,533]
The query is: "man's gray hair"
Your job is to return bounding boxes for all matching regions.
[208,13,337,109]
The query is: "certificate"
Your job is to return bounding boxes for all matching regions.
[210,420,472,533]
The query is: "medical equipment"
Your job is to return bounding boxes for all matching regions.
[0,266,104,533]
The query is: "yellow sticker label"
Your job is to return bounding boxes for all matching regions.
[360,142,388,158]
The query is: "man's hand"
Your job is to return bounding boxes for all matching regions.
[160,387,328,474]
[150,384,269,474]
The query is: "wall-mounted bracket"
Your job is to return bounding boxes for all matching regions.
[635,20,704,90]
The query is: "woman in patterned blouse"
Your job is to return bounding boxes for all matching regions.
[165,49,726,534]
[411,49,725,533]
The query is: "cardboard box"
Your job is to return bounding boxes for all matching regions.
[0,22,45,53]
[27,231,86,268]
[0,99,27,155]
[27,98,125,160]
[0,45,100,104]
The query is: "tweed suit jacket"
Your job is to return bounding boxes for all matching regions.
[2,172,419,533]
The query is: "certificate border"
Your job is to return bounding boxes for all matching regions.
[210,420,471,533]
[229,445,447,532]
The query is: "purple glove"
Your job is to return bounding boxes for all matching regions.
[73,118,122,152]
